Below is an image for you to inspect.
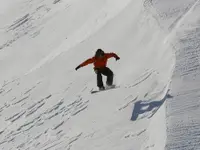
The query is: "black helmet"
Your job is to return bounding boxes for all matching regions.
[95,49,104,57]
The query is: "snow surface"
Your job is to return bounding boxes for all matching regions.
[0,0,199,149]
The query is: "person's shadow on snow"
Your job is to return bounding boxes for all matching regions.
[131,93,173,121]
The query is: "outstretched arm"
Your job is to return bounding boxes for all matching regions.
[106,53,120,60]
[80,57,95,67]
[75,57,95,70]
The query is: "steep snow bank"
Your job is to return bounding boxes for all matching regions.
[165,0,200,149]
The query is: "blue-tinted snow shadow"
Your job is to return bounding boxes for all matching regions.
[131,93,173,121]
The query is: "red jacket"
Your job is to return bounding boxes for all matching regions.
[79,53,119,68]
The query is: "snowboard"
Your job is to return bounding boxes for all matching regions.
[91,85,119,94]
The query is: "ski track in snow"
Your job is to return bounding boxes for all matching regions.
[0,4,51,50]
[0,80,89,150]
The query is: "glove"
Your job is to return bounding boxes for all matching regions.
[75,65,81,70]
[94,68,99,74]
[115,56,120,61]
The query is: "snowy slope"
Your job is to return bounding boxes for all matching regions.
[0,0,199,150]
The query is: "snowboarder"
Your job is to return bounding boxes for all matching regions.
[75,49,120,90]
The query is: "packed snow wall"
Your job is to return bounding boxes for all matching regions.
[164,0,200,149]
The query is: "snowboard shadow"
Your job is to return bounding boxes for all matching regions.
[131,93,173,121]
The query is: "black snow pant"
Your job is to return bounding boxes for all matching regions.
[94,67,114,88]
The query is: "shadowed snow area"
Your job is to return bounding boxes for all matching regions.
[0,0,199,150]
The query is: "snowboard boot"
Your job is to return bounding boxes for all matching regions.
[106,84,115,89]
[106,81,114,89]
[99,86,105,91]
